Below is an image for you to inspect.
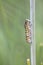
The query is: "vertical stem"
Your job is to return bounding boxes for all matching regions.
[30,0,36,65]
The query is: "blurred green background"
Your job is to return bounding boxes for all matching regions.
[0,0,43,65]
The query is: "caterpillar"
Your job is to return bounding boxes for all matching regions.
[24,19,32,43]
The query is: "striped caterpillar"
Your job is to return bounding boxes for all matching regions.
[24,19,32,43]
